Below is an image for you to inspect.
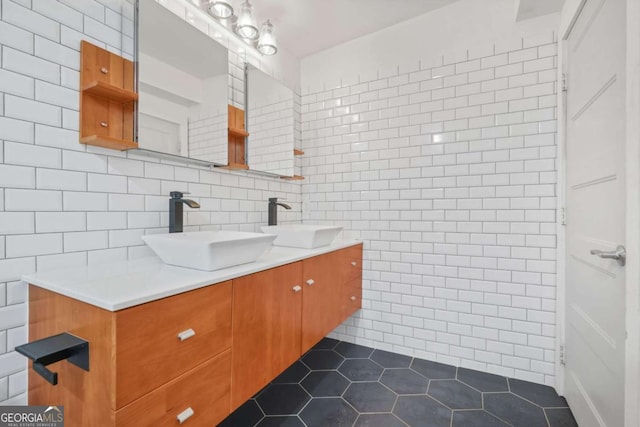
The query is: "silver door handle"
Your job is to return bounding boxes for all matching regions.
[590,245,626,266]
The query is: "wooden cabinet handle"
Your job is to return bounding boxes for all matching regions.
[100,121,108,127]
[292,285,302,293]
[100,67,109,74]
[351,261,357,266]
[177,407,194,424]
[177,328,196,341]
[350,296,356,301]
[306,279,314,286]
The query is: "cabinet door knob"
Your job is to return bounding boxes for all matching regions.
[100,121,108,127]
[351,261,357,266]
[306,279,314,286]
[350,296,357,301]
[177,407,194,424]
[100,67,109,74]
[177,328,196,341]
[292,285,302,292]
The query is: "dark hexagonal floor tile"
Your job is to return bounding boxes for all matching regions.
[256,384,310,416]
[370,349,412,368]
[457,367,508,392]
[301,350,345,370]
[301,370,350,397]
[335,341,374,358]
[393,395,452,427]
[344,382,397,413]
[546,408,579,427]
[218,399,263,427]
[484,392,548,427]
[338,358,384,382]
[255,416,305,427]
[411,358,457,379]
[272,361,310,384]
[380,368,429,395]
[312,337,340,350]
[299,398,358,427]
[452,410,510,426]
[428,380,482,409]
[509,378,568,408]
[354,413,407,427]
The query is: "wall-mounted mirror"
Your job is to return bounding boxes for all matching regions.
[246,64,295,177]
[137,0,228,165]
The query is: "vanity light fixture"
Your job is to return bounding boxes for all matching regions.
[199,0,278,55]
[236,0,259,40]
[208,0,234,19]
[257,20,277,55]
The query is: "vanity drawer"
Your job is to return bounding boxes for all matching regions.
[116,349,231,427]
[341,244,363,282]
[341,277,362,322]
[115,281,232,409]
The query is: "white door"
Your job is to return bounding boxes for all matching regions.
[565,0,627,426]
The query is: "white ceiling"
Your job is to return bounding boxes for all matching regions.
[254,0,461,58]
[516,0,565,21]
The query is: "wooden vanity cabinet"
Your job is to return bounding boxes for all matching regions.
[27,244,362,426]
[231,262,303,409]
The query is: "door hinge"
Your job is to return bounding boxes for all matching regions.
[561,73,568,92]
[560,344,566,365]
[560,207,567,226]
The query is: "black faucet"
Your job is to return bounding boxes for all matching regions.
[268,197,291,226]
[169,191,200,233]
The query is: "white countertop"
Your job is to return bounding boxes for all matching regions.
[23,240,362,312]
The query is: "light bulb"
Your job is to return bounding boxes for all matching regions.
[236,0,258,40]
[257,20,277,55]
[208,0,234,19]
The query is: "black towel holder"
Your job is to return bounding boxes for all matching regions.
[15,332,89,386]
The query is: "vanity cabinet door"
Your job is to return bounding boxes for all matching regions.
[231,262,303,410]
[301,252,343,350]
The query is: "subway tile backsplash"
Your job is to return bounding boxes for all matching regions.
[301,34,558,386]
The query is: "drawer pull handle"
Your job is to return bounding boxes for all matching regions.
[351,261,357,266]
[100,121,108,127]
[350,296,357,301]
[177,328,196,341]
[177,407,194,424]
[292,285,302,292]
[306,279,314,286]
[100,67,109,74]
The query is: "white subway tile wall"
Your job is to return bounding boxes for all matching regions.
[302,34,558,386]
[0,0,301,404]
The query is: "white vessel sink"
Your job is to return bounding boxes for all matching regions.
[261,225,343,249]
[142,231,276,271]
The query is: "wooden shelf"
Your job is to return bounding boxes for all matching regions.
[228,127,249,138]
[293,148,304,156]
[280,175,304,181]
[83,80,138,103]
[80,41,136,151]
[80,135,138,151]
[221,163,250,170]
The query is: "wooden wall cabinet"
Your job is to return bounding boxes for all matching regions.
[227,105,249,169]
[80,40,137,150]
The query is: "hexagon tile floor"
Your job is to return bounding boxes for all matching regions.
[218,338,578,427]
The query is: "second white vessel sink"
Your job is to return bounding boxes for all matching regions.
[261,224,343,249]
[142,231,276,271]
